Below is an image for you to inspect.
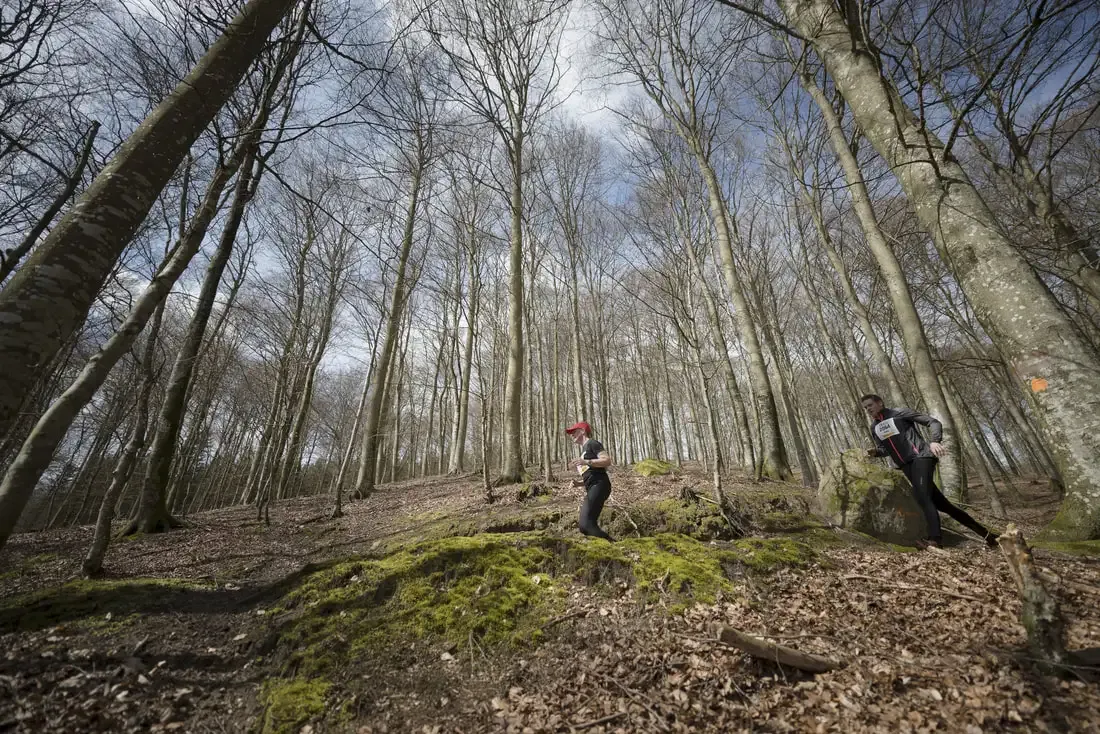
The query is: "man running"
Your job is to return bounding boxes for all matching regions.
[566,421,614,542]
[861,394,997,550]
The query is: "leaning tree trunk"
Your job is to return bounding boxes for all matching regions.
[0,141,250,552]
[0,0,298,443]
[134,150,259,534]
[83,302,166,576]
[780,0,1100,537]
[794,66,965,499]
[354,166,423,497]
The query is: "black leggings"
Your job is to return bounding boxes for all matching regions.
[579,475,613,541]
[903,458,990,542]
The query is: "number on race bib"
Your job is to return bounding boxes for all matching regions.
[874,419,900,440]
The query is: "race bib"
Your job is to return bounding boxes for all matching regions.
[874,418,900,440]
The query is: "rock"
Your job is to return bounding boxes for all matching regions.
[634,458,674,477]
[818,449,926,545]
[515,482,552,502]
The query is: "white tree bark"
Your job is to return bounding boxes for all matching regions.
[778,0,1100,539]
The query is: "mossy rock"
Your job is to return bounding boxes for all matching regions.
[634,458,675,477]
[607,497,736,541]
[818,449,925,546]
[516,482,553,502]
[261,678,330,734]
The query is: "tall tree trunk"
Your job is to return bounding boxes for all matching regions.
[682,224,755,470]
[135,149,259,533]
[0,142,248,550]
[780,0,1100,537]
[355,169,422,496]
[82,303,165,575]
[448,259,478,474]
[0,0,298,442]
[568,241,588,421]
[500,133,526,484]
[331,353,378,519]
[794,60,964,498]
[694,159,790,479]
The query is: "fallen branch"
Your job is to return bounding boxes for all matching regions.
[546,610,588,628]
[713,625,842,673]
[571,711,626,731]
[842,574,987,603]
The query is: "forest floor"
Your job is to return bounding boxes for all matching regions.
[1,465,1099,733]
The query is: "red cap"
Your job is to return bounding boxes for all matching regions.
[565,421,591,436]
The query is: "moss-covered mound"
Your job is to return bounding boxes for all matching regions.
[634,458,675,477]
[268,531,817,678]
[608,497,736,540]
[261,678,331,734]
[0,577,210,634]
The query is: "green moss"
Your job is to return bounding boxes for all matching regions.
[634,458,675,477]
[1033,539,1100,557]
[516,483,553,502]
[730,538,816,572]
[758,511,822,533]
[622,535,738,607]
[271,530,820,680]
[609,498,734,541]
[261,678,330,734]
[1037,495,1100,543]
[276,534,566,677]
[0,577,208,633]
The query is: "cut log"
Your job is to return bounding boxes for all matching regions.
[998,524,1099,676]
[714,624,842,673]
[998,525,1071,671]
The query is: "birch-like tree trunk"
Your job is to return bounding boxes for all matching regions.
[777,0,1100,538]
[0,134,252,550]
[0,0,298,442]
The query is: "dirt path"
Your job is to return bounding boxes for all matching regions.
[1,470,1098,733]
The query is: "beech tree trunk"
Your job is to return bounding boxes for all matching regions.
[83,302,166,576]
[355,166,423,497]
[0,139,250,551]
[0,0,298,442]
[794,63,964,499]
[779,0,1100,538]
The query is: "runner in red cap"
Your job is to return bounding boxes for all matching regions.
[566,421,614,541]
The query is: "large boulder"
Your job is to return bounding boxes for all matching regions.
[818,450,926,546]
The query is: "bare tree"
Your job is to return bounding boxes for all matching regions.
[421,0,571,483]
[750,0,1100,539]
[0,0,300,445]
[595,0,792,479]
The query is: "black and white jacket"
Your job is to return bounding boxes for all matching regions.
[870,407,942,466]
